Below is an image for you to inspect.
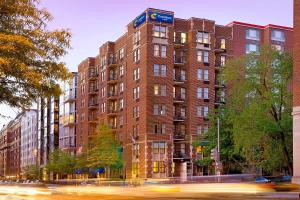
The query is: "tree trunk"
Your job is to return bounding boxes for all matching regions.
[279,132,293,175]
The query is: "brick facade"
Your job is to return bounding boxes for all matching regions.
[293,0,300,184]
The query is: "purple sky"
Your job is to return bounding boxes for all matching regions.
[0,0,293,127]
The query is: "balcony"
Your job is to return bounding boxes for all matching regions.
[88,115,98,123]
[88,87,98,95]
[173,96,186,104]
[107,108,118,116]
[173,76,185,85]
[173,152,190,161]
[107,75,118,84]
[88,102,98,110]
[88,72,97,81]
[174,57,185,66]
[174,38,186,47]
[173,114,186,122]
[108,57,117,67]
[173,133,187,141]
[64,94,76,103]
[107,91,118,100]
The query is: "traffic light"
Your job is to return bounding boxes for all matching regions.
[196,146,204,153]
[210,148,218,160]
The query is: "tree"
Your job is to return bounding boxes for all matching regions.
[221,45,293,175]
[46,149,77,178]
[0,0,71,110]
[86,125,123,177]
[23,165,41,180]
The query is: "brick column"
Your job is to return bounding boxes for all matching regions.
[293,0,300,184]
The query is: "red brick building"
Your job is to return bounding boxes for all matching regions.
[76,8,233,179]
[293,0,300,184]
[6,115,22,179]
[228,21,293,56]
[76,8,293,179]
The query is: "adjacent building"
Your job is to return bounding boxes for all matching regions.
[293,0,300,184]
[228,21,293,56]
[59,72,78,154]
[20,110,38,172]
[0,124,10,179]
[37,97,60,180]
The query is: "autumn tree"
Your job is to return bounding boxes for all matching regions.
[221,45,293,175]
[0,0,71,111]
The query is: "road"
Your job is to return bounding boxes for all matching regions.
[0,183,298,200]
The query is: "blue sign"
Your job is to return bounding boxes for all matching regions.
[148,11,174,24]
[133,12,146,28]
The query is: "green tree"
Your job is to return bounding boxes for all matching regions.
[221,45,293,175]
[86,125,123,176]
[46,149,77,178]
[23,165,41,180]
[0,0,71,110]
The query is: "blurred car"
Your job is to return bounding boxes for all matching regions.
[255,177,270,183]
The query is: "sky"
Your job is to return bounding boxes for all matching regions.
[0,0,293,127]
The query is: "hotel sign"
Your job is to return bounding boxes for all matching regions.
[148,11,174,24]
[133,12,146,28]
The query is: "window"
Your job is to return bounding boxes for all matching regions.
[204,88,209,99]
[246,29,260,40]
[203,106,209,117]
[153,64,167,76]
[133,68,140,80]
[133,125,140,137]
[120,99,124,109]
[119,48,124,59]
[181,33,187,43]
[197,50,203,62]
[204,51,209,63]
[180,70,186,81]
[133,87,140,100]
[196,125,202,135]
[119,116,124,126]
[153,161,159,173]
[153,25,167,38]
[153,64,160,76]
[180,88,186,99]
[161,45,167,57]
[153,104,166,115]
[119,65,124,76]
[180,107,186,118]
[197,88,202,99]
[203,124,209,133]
[154,123,166,134]
[154,84,159,96]
[133,31,141,45]
[153,142,166,154]
[272,30,285,41]
[246,43,259,54]
[272,44,284,52]
[161,65,167,77]
[197,69,202,80]
[196,106,202,117]
[132,144,139,158]
[120,82,124,93]
[204,70,209,81]
[154,44,160,57]
[221,56,226,66]
[221,90,225,102]
[154,45,167,57]
[196,32,210,43]
[132,162,139,176]
[220,39,226,49]
[101,87,106,97]
[134,48,140,62]
[133,106,140,118]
